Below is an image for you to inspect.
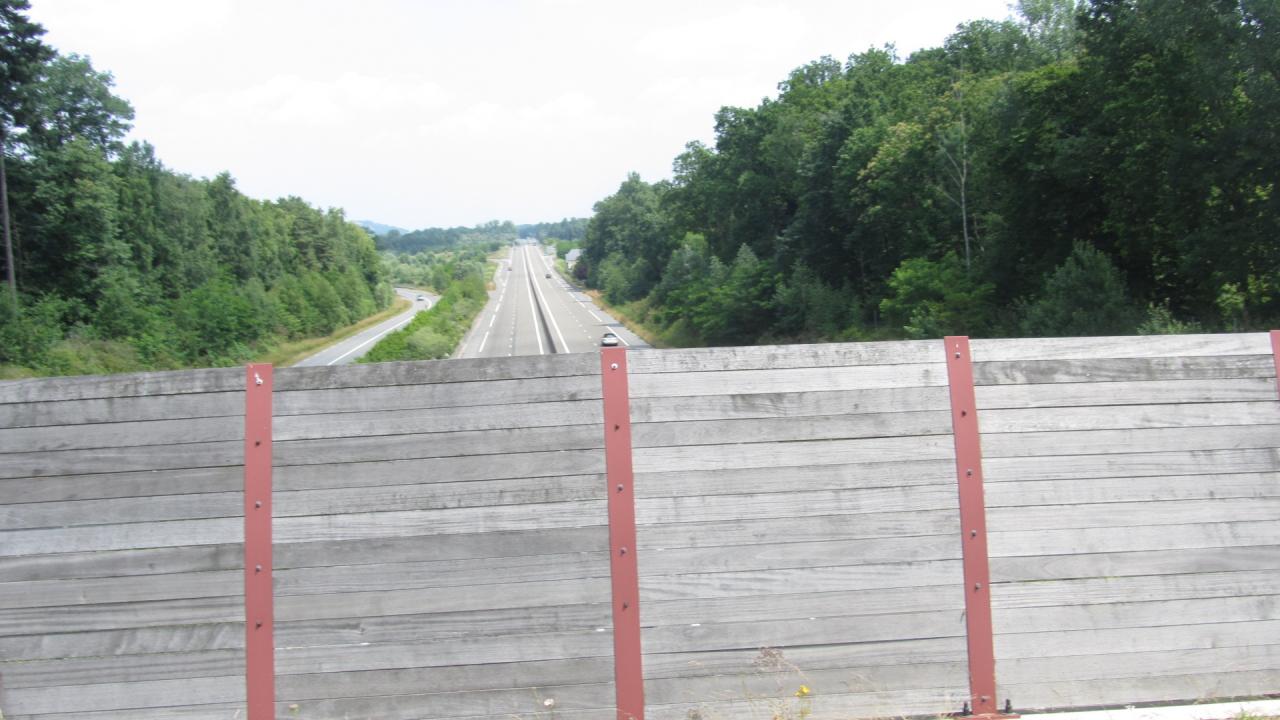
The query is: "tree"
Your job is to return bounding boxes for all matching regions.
[0,0,53,307]
[1020,241,1138,336]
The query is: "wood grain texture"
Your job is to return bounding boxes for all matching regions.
[627,340,941,373]
[0,597,242,638]
[2,675,242,715]
[631,386,951,423]
[629,362,948,398]
[0,367,241,404]
[981,423,1280,459]
[632,409,953,448]
[984,473,1280,508]
[972,355,1274,385]
[641,609,965,655]
[995,595,1280,637]
[275,657,615,700]
[990,545,1280,583]
[632,434,955,474]
[637,560,965,602]
[635,485,960,526]
[989,520,1280,558]
[641,586,965,628]
[969,332,1270,363]
[0,391,241,429]
[987,498,1280,532]
[273,373,601,416]
[976,377,1279,408]
[984,447,1280,482]
[995,619,1280,659]
[274,351,599,391]
[979,401,1280,434]
[645,687,966,720]
[990,570,1280,610]
[635,458,956,499]
[1004,668,1280,712]
[637,509,960,550]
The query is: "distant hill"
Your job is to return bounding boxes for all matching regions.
[356,220,406,236]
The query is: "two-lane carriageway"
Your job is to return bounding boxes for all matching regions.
[457,244,647,358]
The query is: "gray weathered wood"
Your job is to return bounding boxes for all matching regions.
[638,534,960,577]
[995,595,1280,637]
[275,657,615,700]
[0,466,240,504]
[990,520,1280,558]
[990,545,1280,584]
[632,434,955,474]
[642,586,964,628]
[267,684,615,720]
[642,609,964,655]
[4,648,244,689]
[990,570,1280,610]
[999,643,1280,687]
[979,401,1280,434]
[987,498,1280,533]
[271,422,602,467]
[0,569,241,610]
[0,596,242,638]
[0,415,240,454]
[274,579,611,623]
[0,620,243,660]
[0,391,241,429]
[0,441,242,479]
[629,362,948,398]
[973,354,1275,385]
[641,636,968,679]
[985,447,1280,482]
[970,332,1270,363]
[273,373,601,416]
[637,560,964,602]
[635,485,959,526]
[632,409,953,449]
[996,619,1280,659]
[644,660,967,706]
[627,340,942,374]
[0,542,242,583]
[645,687,966,720]
[631,386,951,423]
[982,424,1280,459]
[976,377,1278,409]
[636,458,955,499]
[638,510,960,550]
[275,351,599,390]
[2,674,242,714]
[0,367,241,404]
[1003,668,1280,712]
[985,473,1280,508]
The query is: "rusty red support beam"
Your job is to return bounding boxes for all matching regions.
[601,347,644,720]
[944,337,1014,718]
[1270,331,1280,399]
[244,364,275,720]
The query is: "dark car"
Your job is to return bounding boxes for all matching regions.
[545,272,552,278]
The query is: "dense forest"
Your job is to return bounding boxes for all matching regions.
[377,218,585,254]
[0,2,391,376]
[579,0,1280,346]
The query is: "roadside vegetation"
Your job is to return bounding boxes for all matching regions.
[0,2,392,378]
[359,248,490,362]
[576,0,1279,346]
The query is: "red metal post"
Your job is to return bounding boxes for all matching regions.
[601,347,644,720]
[1270,331,1280,399]
[944,337,1013,718]
[244,364,275,719]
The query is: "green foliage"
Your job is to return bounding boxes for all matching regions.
[574,0,1280,346]
[360,251,488,363]
[1020,242,1138,336]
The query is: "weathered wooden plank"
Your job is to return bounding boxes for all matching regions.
[631,386,951,423]
[634,485,960,526]
[987,498,1280,532]
[990,520,1280,558]
[985,447,1280,482]
[4,649,244,689]
[272,373,601,416]
[982,424,1280,459]
[0,621,243,661]
[276,351,599,390]
[275,398,600,441]
[0,416,240,454]
[0,441,242,479]
[627,340,941,374]
[0,367,241,404]
[1,500,609,555]
[271,422,602,467]
[274,628,613,674]
[646,687,965,720]
[636,458,956,499]
[642,586,965,628]
[973,355,1275,386]
[645,660,967,706]
[637,560,964,602]
[0,569,241,610]
[269,684,615,720]
[638,509,960,550]
[642,609,964,655]
[642,637,968,679]
[980,402,1280,434]
[0,392,242,429]
[996,619,1280,659]
[632,434,955,474]
[991,570,1280,610]
[969,332,1270,363]
[999,643,1280,685]
[0,466,240,504]
[274,579,612,623]
[977,377,1278,409]
[0,596,242,638]
[3,675,242,715]
[276,603,613,650]
[991,545,1280,584]
[4,703,245,720]
[985,473,1280,508]
[632,410,953,448]
[638,535,961,577]
[0,474,606,530]
[275,551,610,597]
[995,595,1280,636]
[275,657,615,700]
[0,543,242,583]
[1003,669,1280,712]
[629,362,948,398]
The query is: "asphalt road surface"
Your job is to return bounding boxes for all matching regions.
[293,287,437,367]
[457,244,647,358]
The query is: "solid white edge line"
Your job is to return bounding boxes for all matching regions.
[327,299,429,366]
[523,246,545,355]
[528,252,571,353]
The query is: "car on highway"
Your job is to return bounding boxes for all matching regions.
[601,332,620,347]
[545,272,551,278]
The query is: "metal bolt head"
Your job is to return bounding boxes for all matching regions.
[610,363,618,370]
[254,500,262,509]
[616,484,625,493]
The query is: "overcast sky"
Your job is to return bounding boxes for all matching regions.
[29,0,1014,230]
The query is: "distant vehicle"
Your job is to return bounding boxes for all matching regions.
[545,272,551,278]
[508,266,512,271]
[601,332,620,347]
[415,294,426,301]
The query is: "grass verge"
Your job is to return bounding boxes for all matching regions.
[257,296,411,367]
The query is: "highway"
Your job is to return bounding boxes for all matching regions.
[294,287,437,366]
[457,243,647,358]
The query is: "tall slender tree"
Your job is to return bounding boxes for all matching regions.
[0,0,53,308]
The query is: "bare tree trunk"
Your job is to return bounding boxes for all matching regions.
[1,125,15,310]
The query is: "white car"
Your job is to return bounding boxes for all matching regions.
[415,294,426,301]
[601,332,620,347]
